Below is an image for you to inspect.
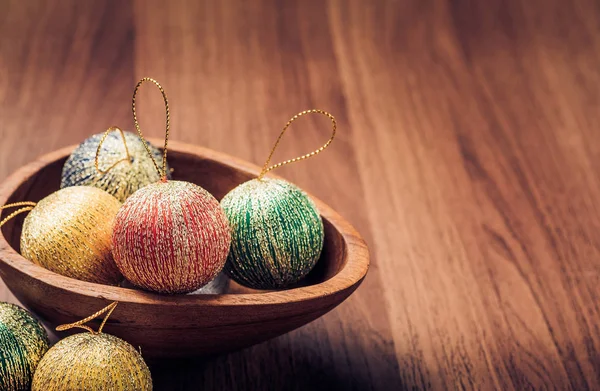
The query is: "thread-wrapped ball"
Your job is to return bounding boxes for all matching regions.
[221,178,324,289]
[21,186,123,284]
[112,180,231,294]
[61,130,170,202]
[0,302,49,391]
[31,332,152,391]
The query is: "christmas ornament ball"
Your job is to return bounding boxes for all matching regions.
[0,302,49,391]
[21,186,123,285]
[112,180,232,294]
[31,332,152,391]
[61,130,170,202]
[221,178,324,289]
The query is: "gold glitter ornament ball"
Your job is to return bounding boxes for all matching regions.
[0,302,49,391]
[21,186,123,284]
[61,130,170,202]
[31,332,152,391]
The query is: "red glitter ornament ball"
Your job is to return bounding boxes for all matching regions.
[112,180,231,294]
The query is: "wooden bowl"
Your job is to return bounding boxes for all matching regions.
[0,140,369,357]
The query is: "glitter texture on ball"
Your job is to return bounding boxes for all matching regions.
[221,178,324,289]
[112,180,231,294]
[21,186,123,284]
[61,130,170,202]
[31,333,152,391]
[0,302,49,391]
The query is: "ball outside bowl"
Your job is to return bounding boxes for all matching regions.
[0,140,369,358]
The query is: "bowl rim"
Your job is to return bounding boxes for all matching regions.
[0,140,369,307]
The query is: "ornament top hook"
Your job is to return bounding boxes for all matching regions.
[132,77,171,181]
[56,302,119,335]
[94,126,132,175]
[258,109,337,180]
[0,202,37,228]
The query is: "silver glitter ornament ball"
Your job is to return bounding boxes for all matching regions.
[61,130,170,202]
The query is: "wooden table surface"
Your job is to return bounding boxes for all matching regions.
[1,1,599,390]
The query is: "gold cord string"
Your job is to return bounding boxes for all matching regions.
[132,77,170,180]
[0,202,37,228]
[94,126,132,174]
[56,302,119,335]
[258,109,337,179]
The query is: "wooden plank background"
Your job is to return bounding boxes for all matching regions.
[1,0,599,389]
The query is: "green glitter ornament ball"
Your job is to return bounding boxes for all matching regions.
[0,302,49,391]
[61,130,170,202]
[221,178,324,289]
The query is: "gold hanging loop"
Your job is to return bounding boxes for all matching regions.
[56,302,119,335]
[0,202,37,228]
[132,77,170,180]
[94,126,132,174]
[258,109,336,179]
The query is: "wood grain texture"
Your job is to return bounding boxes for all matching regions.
[1,0,599,389]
